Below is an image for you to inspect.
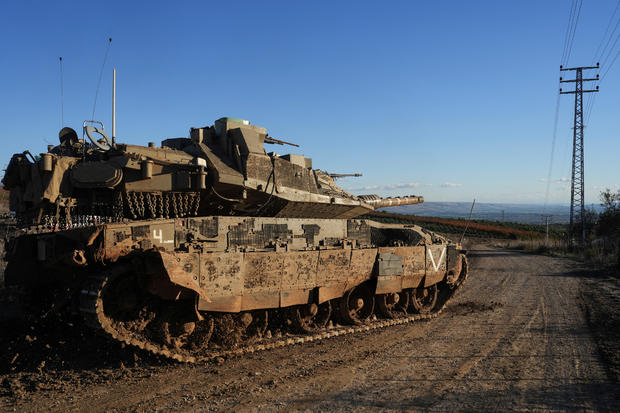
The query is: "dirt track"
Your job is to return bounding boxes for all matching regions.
[2,247,620,412]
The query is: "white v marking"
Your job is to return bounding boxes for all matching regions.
[428,247,446,272]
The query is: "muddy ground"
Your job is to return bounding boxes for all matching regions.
[1,246,620,412]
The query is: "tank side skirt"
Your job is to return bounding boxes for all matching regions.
[193,248,378,312]
[79,254,469,364]
[182,245,448,313]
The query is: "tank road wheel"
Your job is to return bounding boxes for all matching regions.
[158,303,214,351]
[211,310,269,348]
[292,301,332,333]
[409,284,438,314]
[186,316,215,351]
[100,272,156,332]
[244,310,269,339]
[376,291,409,319]
[339,284,374,325]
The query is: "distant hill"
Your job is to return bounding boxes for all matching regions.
[381,202,578,225]
[365,211,546,239]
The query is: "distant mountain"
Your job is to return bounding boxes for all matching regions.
[380,202,580,225]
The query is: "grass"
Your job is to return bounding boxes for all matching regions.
[496,237,620,271]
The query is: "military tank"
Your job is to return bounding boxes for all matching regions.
[2,117,468,362]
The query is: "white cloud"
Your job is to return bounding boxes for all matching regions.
[556,177,570,183]
[538,178,547,182]
[441,182,463,188]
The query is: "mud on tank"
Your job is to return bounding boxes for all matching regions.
[2,117,468,362]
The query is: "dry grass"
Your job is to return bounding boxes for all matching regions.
[496,237,620,270]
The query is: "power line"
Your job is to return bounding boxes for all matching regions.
[593,0,620,61]
[597,15,620,65]
[582,0,620,125]
[553,1,581,213]
[600,32,620,69]
[585,92,597,125]
[543,92,561,213]
[601,46,620,80]
[564,0,583,65]
[586,34,620,124]
[561,0,579,64]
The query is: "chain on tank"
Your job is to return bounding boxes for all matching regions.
[18,191,200,233]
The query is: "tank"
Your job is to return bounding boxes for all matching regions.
[2,118,468,362]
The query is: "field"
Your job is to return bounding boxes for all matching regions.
[382,202,573,224]
[363,211,559,240]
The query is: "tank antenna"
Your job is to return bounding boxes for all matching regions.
[59,57,64,127]
[112,67,116,145]
[91,37,112,121]
[459,198,476,245]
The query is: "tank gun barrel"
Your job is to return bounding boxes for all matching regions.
[358,194,424,209]
[264,136,299,147]
[328,173,362,179]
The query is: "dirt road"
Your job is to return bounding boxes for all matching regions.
[2,247,619,412]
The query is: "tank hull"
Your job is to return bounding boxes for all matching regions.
[4,216,468,362]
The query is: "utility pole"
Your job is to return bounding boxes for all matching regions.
[542,215,552,245]
[560,63,599,247]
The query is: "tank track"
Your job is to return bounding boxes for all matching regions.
[79,257,468,363]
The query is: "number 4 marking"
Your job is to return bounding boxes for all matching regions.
[153,229,173,244]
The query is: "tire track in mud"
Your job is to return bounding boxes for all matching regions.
[409,250,544,411]
[428,250,618,412]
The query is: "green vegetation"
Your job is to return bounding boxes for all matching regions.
[497,189,620,270]
[597,189,620,239]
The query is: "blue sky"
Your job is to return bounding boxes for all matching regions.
[1,0,618,204]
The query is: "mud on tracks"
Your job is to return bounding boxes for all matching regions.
[0,290,173,401]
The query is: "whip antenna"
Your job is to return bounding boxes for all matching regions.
[59,57,64,126]
[91,37,112,120]
[459,199,476,245]
[112,68,116,144]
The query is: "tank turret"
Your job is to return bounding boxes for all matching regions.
[3,117,424,227]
